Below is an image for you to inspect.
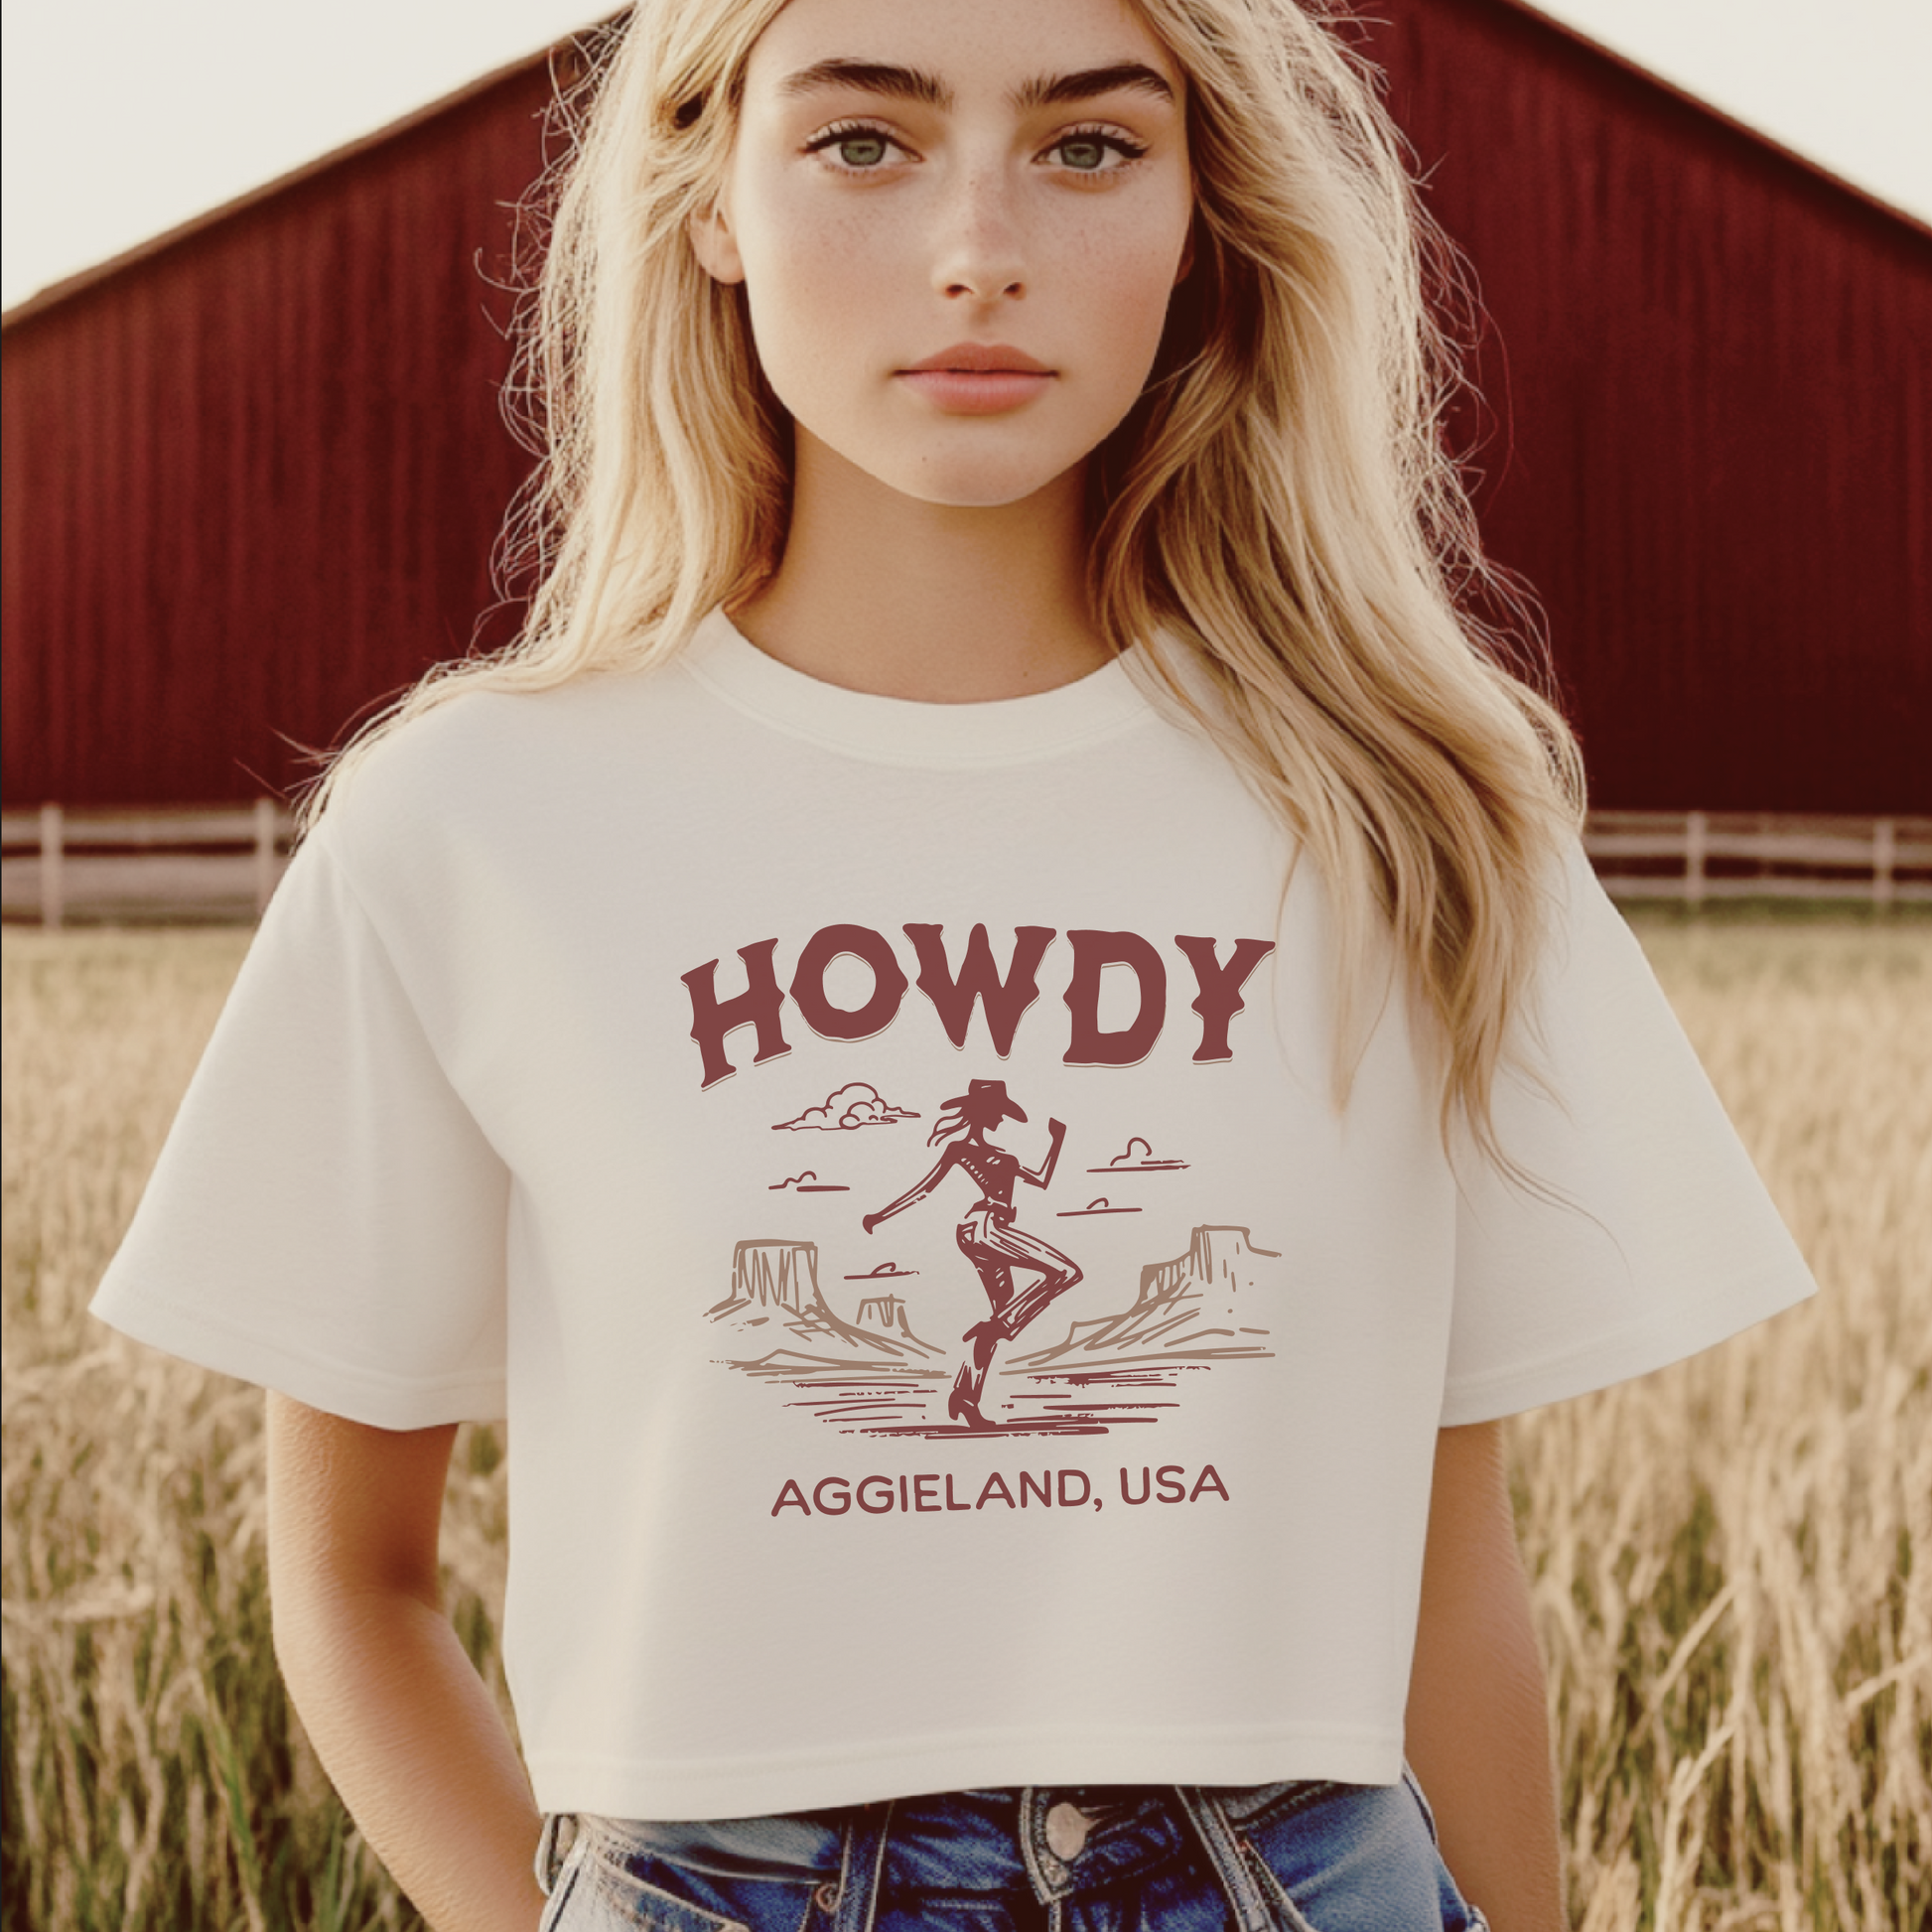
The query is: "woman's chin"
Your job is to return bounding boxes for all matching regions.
[860,453,1085,514]
[788,416,1087,515]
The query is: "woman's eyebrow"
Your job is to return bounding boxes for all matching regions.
[775,59,1175,113]
[1014,63,1175,110]
[778,59,951,109]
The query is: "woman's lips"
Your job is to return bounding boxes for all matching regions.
[897,344,1054,415]
[897,368,1054,413]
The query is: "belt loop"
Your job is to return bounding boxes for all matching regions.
[1174,1788,1276,1932]
[533,1812,578,1898]
[833,1800,894,1932]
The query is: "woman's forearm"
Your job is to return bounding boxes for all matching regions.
[273,1582,546,1932]
[1405,1421,1568,1931]
[266,1394,546,1932]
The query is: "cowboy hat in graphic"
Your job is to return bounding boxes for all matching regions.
[946,1078,1028,1125]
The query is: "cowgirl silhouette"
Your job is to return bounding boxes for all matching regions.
[863,1079,1081,1430]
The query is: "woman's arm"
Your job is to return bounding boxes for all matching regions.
[1019,1118,1067,1189]
[1404,1420,1567,1931]
[863,1147,955,1232]
[265,1392,546,1932]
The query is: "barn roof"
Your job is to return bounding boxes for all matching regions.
[5,0,1923,334]
[1,28,594,334]
[6,0,1928,814]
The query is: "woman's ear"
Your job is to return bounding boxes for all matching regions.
[688,199,746,285]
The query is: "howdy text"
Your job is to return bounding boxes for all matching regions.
[683,923,1275,1088]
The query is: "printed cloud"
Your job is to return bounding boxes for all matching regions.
[772,1081,920,1133]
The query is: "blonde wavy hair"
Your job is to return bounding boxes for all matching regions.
[311,0,1585,1157]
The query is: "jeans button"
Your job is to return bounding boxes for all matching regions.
[1044,1802,1091,1863]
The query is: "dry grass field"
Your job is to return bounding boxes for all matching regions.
[3,916,1927,1929]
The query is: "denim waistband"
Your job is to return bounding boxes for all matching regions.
[543,1782,1313,1916]
[538,1778,1488,1932]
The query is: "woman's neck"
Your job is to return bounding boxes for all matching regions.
[729,432,1112,703]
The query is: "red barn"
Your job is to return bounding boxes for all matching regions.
[1368,0,1931,814]
[4,0,1928,813]
[2,48,561,810]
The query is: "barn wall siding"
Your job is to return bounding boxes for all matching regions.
[1366,0,1932,812]
[3,65,552,806]
[4,3,1929,811]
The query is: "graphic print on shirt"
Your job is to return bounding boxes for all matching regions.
[693,920,1287,1438]
[861,1077,1081,1431]
[771,1081,918,1131]
[705,1092,1284,1439]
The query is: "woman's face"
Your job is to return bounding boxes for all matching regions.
[692,0,1193,510]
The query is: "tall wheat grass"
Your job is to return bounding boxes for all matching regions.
[2,916,1926,1929]
[1516,916,1930,1929]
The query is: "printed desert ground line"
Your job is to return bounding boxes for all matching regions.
[712,1226,1282,1431]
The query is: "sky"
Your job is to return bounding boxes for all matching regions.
[3,0,1928,312]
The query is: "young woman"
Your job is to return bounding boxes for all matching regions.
[864,1077,1080,1428]
[92,1,1816,1927]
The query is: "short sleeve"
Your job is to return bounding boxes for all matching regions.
[1440,846,1816,1425]
[89,832,510,1428]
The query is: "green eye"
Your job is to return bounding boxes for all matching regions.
[837,134,889,168]
[1057,138,1108,172]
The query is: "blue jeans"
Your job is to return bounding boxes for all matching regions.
[535,1780,1490,1930]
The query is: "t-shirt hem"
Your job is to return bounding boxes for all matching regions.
[88,1284,506,1429]
[524,1724,1404,1818]
[1439,1263,1817,1426]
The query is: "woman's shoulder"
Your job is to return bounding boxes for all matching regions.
[324,659,699,825]
[303,655,714,903]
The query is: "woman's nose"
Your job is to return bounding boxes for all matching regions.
[929,167,1028,301]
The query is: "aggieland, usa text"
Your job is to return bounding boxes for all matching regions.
[770,1465,1231,1518]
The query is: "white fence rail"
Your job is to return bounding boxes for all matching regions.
[3,804,1927,926]
[1583,810,1932,908]
[2,803,293,927]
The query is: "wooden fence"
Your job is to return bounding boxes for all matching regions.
[2,804,1928,927]
[1583,810,1932,908]
[2,803,293,926]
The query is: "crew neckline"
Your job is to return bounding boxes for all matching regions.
[679,607,1156,766]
